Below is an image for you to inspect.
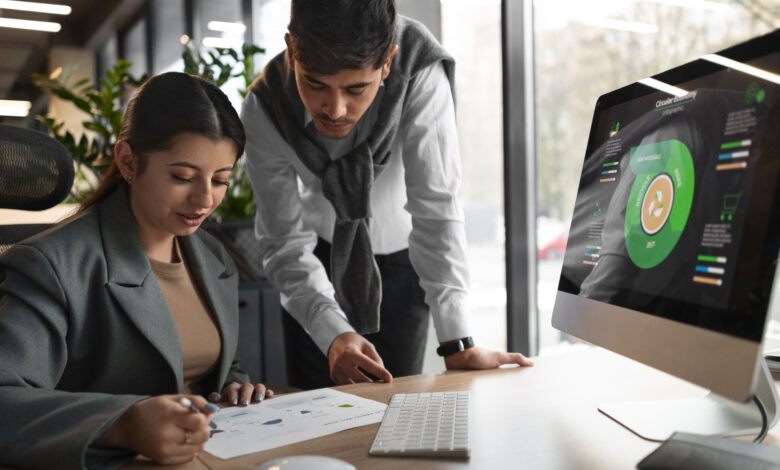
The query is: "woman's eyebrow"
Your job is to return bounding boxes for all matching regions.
[166,162,232,172]
[167,162,200,170]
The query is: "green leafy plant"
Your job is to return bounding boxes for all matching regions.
[33,43,265,221]
[32,60,144,203]
[182,41,265,221]
[183,42,265,99]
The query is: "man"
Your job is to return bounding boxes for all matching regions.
[242,0,531,389]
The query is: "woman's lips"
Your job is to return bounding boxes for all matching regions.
[177,213,206,227]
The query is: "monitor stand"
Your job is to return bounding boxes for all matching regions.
[598,359,779,442]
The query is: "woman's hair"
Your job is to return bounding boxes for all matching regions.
[80,72,246,211]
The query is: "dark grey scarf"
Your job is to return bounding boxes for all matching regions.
[250,16,455,334]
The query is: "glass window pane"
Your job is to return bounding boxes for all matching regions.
[252,0,291,70]
[96,35,118,84]
[198,0,243,49]
[123,18,147,79]
[151,0,187,73]
[533,0,779,354]
[197,0,245,108]
[442,0,506,353]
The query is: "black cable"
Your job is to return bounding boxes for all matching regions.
[752,394,768,443]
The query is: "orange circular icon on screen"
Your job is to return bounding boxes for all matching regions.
[640,173,674,235]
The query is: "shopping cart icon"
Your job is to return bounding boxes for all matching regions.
[720,192,742,221]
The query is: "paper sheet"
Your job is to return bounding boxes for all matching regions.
[204,388,387,459]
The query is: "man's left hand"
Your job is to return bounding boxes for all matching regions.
[443,346,534,370]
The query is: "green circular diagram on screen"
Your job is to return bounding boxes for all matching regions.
[624,139,695,269]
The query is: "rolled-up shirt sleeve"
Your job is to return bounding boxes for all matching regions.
[241,93,355,355]
[401,63,472,343]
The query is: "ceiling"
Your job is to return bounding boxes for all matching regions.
[0,0,127,106]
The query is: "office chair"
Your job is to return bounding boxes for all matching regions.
[0,124,74,253]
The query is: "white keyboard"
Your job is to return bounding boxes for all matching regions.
[369,391,470,458]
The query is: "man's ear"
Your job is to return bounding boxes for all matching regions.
[381,44,399,80]
[114,140,137,182]
[285,33,296,71]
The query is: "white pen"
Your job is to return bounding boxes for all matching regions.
[179,397,218,429]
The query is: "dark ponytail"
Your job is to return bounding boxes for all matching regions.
[80,72,246,211]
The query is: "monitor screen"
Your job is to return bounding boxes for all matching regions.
[552,30,780,427]
[558,30,780,346]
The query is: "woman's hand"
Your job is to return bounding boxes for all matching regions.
[96,394,215,464]
[208,382,274,406]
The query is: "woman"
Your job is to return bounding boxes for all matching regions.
[0,72,270,469]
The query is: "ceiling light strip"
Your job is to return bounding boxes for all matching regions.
[207,21,246,33]
[0,0,71,15]
[202,36,244,49]
[0,17,60,32]
[0,99,31,117]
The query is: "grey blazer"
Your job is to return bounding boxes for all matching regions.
[0,187,249,470]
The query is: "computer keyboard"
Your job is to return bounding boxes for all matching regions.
[369,391,470,458]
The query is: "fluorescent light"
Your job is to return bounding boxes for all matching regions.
[578,17,658,34]
[0,17,60,32]
[207,21,246,34]
[0,100,31,117]
[638,77,689,96]
[644,0,731,12]
[0,0,70,15]
[702,54,780,86]
[202,36,243,49]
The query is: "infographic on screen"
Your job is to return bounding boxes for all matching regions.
[560,57,779,338]
[625,139,695,269]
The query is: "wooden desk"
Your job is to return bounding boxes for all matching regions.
[122,346,780,470]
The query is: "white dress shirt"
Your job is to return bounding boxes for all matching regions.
[242,62,471,355]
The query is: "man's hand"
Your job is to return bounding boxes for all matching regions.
[328,332,393,385]
[443,346,534,370]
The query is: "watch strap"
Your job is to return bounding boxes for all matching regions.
[436,336,475,357]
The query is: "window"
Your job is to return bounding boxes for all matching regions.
[151,0,187,73]
[122,18,147,79]
[96,35,118,85]
[196,0,246,109]
[441,0,506,353]
[251,0,291,70]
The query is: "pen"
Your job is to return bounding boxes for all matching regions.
[179,397,218,429]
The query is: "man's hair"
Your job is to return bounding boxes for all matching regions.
[288,0,397,74]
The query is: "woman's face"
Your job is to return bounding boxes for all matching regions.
[125,132,237,244]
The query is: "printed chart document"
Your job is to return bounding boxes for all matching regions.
[204,388,387,459]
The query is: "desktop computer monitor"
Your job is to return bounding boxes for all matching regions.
[552,28,780,441]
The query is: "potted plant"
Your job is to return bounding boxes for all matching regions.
[33,43,267,281]
[32,59,143,203]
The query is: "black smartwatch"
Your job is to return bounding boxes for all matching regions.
[436,336,475,357]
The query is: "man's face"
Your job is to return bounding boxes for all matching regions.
[287,39,398,139]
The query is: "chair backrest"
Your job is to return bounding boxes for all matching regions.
[0,124,74,211]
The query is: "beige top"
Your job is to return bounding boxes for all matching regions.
[150,241,221,395]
